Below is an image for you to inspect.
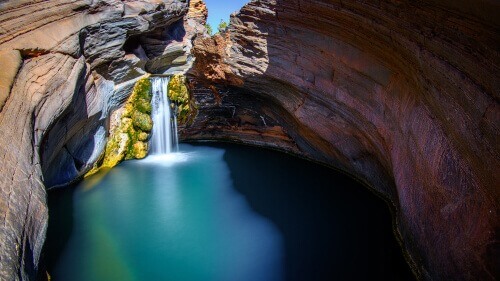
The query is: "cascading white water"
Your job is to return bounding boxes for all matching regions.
[150,77,179,155]
[173,108,179,151]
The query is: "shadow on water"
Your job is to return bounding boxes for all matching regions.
[215,143,415,281]
[43,168,112,274]
[43,185,75,272]
[44,143,415,281]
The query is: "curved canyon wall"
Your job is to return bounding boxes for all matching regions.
[0,0,497,280]
[0,0,208,279]
[186,0,499,280]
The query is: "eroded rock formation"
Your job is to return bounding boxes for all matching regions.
[0,0,206,279]
[186,1,499,280]
[0,0,497,280]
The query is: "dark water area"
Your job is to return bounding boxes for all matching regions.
[44,143,414,281]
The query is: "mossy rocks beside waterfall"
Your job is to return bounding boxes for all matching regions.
[132,110,153,131]
[168,74,196,124]
[106,77,153,165]
[86,77,153,176]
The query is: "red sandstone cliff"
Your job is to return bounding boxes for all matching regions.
[0,0,497,280]
[187,1,499,280]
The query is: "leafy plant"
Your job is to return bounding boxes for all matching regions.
[218,20,228,33]
[205,23,213,35]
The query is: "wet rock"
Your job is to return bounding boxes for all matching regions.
[97,77,153,170]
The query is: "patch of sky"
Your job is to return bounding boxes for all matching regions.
[204,0,249,33]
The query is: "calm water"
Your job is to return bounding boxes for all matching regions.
[45,143,414,281]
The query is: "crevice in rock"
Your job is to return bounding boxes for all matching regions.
[122,35,143,55]
[63,145,84,171]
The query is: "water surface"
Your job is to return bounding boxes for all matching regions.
[45,143,414,281]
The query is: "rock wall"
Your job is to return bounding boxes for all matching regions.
[0,0,497,280]
[187,0,499,280]
[0,0,200,279]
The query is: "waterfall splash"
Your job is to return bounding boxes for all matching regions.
[150,77,179,155]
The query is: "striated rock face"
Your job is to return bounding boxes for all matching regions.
[187,0,499,280]
[181,81,300,152]
[0,1,196,280]
[0,0,497,280]
[186,0,207,24]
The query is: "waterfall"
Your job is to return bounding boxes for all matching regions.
[150,77,179,155]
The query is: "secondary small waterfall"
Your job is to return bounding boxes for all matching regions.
[150,77,179,154]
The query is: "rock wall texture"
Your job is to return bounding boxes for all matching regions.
[0,0,497,280]
[0,0,202,280]
[187,0,499,280]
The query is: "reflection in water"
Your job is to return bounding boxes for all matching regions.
[45,144,415,281]
[46,144,283,281]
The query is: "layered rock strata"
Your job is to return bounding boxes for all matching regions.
[0,1,201,279]
[181,81,299,152]
[187,1,499,280]
[0,0,498,280]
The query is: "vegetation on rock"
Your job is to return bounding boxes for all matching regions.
[205,23,213,35]
[168,74,196,125]
[86,77,153,176]
[205,20,228,36]
[132,110,153,131]
[218,20,228,33]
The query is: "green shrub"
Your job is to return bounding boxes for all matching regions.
[218,20,228,33]
[205,23,213,35]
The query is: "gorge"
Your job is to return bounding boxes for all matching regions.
[0,0,498,280]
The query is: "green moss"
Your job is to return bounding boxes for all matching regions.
[136,98,152,114]
[134,78,152,101]
[168,75,189,104]
[102,119,133,168]
[92,77,153,172]
[133,141,148,159]
[132,110,153,132]
[168,74,196,124]
[138,132,149,141]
